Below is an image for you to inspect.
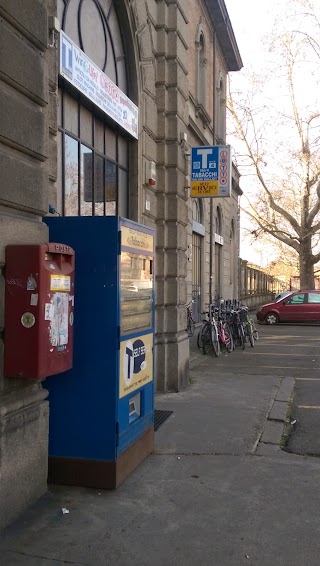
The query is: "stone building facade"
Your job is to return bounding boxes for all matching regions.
[0,0,241,528]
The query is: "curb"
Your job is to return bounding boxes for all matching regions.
[256,376,295,455]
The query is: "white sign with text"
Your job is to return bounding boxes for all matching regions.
[60,31,138,139]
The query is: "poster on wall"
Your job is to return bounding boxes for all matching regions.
[191,145,232,198]
[119,333,153,398]
[60,31,138,139]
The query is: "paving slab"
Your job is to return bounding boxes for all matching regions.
[275,376,295,402]
[268,400,289,422]
[260,420,284,445]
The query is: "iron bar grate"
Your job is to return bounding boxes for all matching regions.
[154,410,173,431]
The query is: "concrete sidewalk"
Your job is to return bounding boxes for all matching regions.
[1,323,320,565]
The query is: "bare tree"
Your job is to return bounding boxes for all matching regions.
[228,1,320,289]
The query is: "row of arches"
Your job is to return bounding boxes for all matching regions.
[56,0,136,219]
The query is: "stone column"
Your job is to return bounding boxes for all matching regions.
[154,0,190,392]
[0,0,53,528]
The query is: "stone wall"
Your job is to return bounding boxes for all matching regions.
[0,0,53,529]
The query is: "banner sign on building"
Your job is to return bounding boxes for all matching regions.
[60,31,138,139]
[191,145,231,198]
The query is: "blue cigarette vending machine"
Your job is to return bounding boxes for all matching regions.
[44,216,155,488]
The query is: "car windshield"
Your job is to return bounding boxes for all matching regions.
[275,292,292,302]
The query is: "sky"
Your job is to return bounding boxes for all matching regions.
[225,0,282,66]
[223,0,320,269]
[224,0,299,266]
[224,0,283,265]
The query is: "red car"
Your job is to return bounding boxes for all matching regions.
[256,290,320,324]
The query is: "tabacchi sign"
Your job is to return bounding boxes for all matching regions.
[60,31,138,139]
[191,145,232,198]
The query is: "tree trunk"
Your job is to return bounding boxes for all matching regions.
[299,237,314,289]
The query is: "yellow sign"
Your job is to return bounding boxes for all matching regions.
[119,333,153,398]
[121,226,154,253]
[50,274,71,291]
[191,180,219,197]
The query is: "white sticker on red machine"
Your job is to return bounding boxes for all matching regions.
[49,293,69,347]
[50,274,71,292]
[30,293,38,306]
[45,303,54,321]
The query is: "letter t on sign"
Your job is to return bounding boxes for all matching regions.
[196,148,213,169]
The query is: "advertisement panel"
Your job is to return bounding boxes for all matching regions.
[60,31,138,139]
[119,333,153,398]
[191,145,231,197]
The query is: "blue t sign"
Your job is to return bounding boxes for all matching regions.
[191,145,231,198]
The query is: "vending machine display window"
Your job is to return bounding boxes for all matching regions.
[120,253,153,333]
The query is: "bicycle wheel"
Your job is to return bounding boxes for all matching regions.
[247,322,255,347]
[240,324,246,350]
[187,315,195,337]
[252,323,259,341]
[235,327,243,348]
[236,324,245,350]
[203,325,212,355]
[229,323,237,349]
[197,324,205,349]
[224,323,234,353]
[211,326,221,357]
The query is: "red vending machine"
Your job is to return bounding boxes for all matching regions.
[4,243,75,379]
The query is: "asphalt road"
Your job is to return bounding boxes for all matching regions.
[285,324,320,455]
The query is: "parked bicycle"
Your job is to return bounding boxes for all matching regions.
[226,300,259,348]
[242,307,256,347]
[229,306,246,350]
[250,315,259,341]
[197,304,220,357]
[186,300,195,337]
[197,297,259,358]
[215,306,234,353]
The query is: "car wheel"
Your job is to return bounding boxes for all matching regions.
[264,312,279,325]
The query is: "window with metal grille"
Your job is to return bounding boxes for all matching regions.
[57,0,130,217]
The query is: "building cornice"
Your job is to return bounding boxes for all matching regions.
[204,0,243,71]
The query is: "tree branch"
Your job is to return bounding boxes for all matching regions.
[228,90,302,236]
[243,207,300,252]
[307,179,320,225]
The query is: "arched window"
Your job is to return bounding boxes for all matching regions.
[216,206,222,236]
[195,25,207,108]
[58,0,128,92]
[57,0,131,217]
[193,198,202,224]
[216,75,226,142]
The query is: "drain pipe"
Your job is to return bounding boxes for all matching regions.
[209,199,213,304]
[209,31,217,305]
